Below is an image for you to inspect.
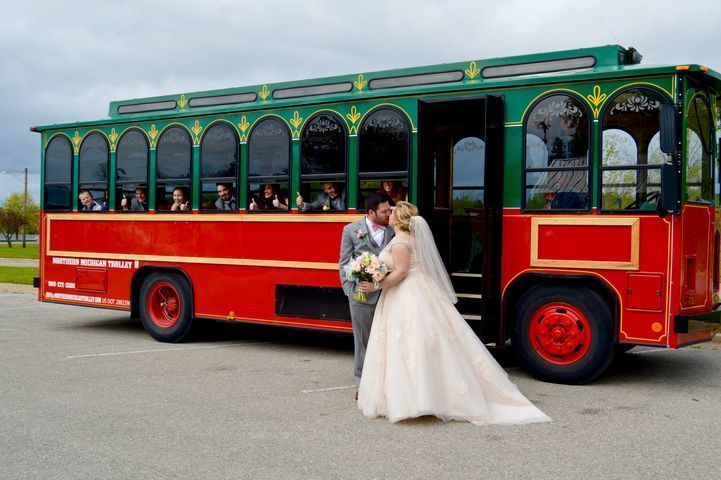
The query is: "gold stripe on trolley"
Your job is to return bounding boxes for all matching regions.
[45,213,363,223]
[45,249,339,270]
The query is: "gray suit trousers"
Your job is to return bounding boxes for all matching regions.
[349,301,376,388]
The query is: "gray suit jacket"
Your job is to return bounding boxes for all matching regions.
[130,198,148,211]
[215,197,237,211]
[339,217,395,305]
[301,190,346,212]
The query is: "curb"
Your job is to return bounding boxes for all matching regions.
[0,283,37,294]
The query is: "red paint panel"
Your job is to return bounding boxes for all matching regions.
[537,224,633,262]
[40,214,354,331]
[680,206,711,309]
[627,273,663,311]
[49,218,344,263]
[76,268,108,292]
[501,213,673,346]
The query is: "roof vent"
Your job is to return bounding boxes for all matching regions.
[620,47,643,65]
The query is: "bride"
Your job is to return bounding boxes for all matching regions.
[356,202,550,426]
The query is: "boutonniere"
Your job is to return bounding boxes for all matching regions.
[356,228,372,247]
[322,202,330,211]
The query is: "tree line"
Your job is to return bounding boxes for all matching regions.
[0,192,39,247]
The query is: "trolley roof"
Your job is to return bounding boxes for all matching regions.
[32,44,720,132]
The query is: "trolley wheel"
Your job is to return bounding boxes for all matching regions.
[139,272,194,343]
[512,285,615,384]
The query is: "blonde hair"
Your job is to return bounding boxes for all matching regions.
[392,201,419,232]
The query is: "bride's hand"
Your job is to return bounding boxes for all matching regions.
[358,281,379,293]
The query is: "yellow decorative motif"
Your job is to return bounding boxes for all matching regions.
[290,111,303,129]
[108,128,119,151]
[148,125,159,147]
[71,131,82,153]
[346,106,361,124]
[191,120,203,144]
[238,116,250,133]
[258,85,270,101]
[178,94,188,109]
[347,106,361,134]
[465,61,480,79]
[586,85,607,118]
[354,74,367,91]
[238,116,250,142]
[289,111,303,139]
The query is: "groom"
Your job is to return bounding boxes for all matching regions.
[339,192,394,395]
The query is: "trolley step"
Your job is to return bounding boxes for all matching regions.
[450,272,483,294]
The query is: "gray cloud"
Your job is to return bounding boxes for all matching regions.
[2,0,720,201]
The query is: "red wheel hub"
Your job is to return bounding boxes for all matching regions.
[529,302,591,365]
[147,282,181,328]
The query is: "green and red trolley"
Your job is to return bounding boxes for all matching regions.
[33,45,721,383]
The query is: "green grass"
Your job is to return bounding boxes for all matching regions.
[0,243,39,259]
[0,266,38,285]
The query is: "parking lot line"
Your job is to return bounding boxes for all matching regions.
[65,341,275,359]
[302,385,356,394]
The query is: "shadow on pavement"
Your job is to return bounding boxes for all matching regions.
[596,347,721,387]
[57,311,721,386]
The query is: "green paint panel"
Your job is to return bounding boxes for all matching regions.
[108,151,117,211]
[33,45,721,212]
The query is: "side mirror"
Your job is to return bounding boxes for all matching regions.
[658,162,679,216]
[659,104,678,154]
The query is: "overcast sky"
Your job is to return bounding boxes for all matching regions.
[1,0,719,201]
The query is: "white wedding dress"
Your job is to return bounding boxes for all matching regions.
[358,220,550,426]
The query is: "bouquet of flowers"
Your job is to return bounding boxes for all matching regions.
[344,251,388,303]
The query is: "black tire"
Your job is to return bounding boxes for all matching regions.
[139,272,194,343]
[512,285,615,384]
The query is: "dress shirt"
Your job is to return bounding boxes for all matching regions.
[365,217,386,246]
[81,201,102,211]
[216,197,237,211]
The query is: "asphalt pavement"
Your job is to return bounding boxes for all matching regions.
[0,259,38,267]
[1,292,720,479]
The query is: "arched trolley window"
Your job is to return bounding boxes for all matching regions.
[156,126,192,212]
[44,136,73,211]
[298,113,347,213]
[600,88,671,211]
[358,108,410,209]
[247,118,291,212]
[523,94,591,211]
[116,129,149,212]
[685,94,713,204]
[200,123,239,212]
[78,133,109,212]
